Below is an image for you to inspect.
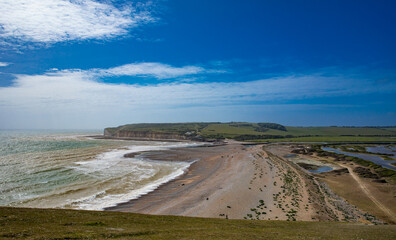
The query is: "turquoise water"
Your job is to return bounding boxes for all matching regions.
[0,130,197,210]
[309,166,333,174]
[284,154,334,173]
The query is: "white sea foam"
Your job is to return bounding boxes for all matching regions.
[72,161,192,210]
[64,141,200,210]
[72,141,200,173]
[0,130,204,210]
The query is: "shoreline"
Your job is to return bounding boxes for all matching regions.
[91,141,216,211]
[104,143,239,213]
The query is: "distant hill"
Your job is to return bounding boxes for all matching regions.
[104,122,396,142]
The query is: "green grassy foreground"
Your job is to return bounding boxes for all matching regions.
[0,207,395,239]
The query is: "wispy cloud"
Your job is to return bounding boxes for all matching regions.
[0,64,395,128]
[46,62,211,80]
[0,0,156,46]
[94,62,206,79]
[0,62,10,67]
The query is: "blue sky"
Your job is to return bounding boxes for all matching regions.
[0,0,395,129]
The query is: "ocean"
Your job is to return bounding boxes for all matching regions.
[0,130,197,210]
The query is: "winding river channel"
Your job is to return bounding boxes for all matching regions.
[322,146,396,171]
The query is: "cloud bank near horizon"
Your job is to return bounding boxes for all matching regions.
[0,0,156,46]
[1,63,395,129]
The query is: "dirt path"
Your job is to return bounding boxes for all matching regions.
[340,164,396,223]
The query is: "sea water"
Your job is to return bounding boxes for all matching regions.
[0,130,197,210]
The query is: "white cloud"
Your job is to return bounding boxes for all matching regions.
[48,62,208,79]
[0,65,395,129]
[95,62,205,79]
[0,62,10,67]
[0,0,155,45]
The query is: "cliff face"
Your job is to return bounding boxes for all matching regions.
[104,128,115,137]
[104,129,187,140]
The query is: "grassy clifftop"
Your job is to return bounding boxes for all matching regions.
[1,207,395,239]
[105,122,214,136]
[105,122,396,142]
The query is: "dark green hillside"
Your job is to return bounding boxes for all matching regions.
[105,122,214,136]
[104,122,396,142]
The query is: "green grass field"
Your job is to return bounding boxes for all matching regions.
[105,122,396,142]
[252,136,396,143]
[0,207,395,240]
[287,126,396,136]
[105,122,213,135]
[201,123,262,137]
[201,125,396,137]
[384,127,396,133]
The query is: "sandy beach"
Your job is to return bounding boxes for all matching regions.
[106,142,266,219]
[106,141,376,222]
